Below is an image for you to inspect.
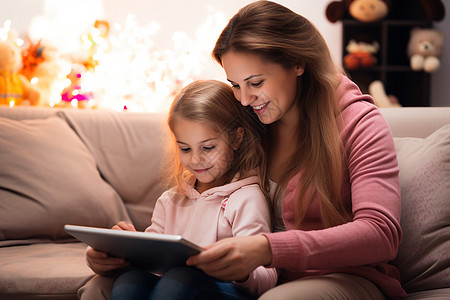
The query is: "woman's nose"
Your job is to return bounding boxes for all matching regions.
[239,88,256,106]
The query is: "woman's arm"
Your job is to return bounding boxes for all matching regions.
[188,183,278,296]
[265,102,402,272]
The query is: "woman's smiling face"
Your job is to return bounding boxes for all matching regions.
[221,51,302,125]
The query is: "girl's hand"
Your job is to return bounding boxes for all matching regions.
[85,221,136,275]
[85,246,130,275]
[112,221,136,231]
[186,235,272,282]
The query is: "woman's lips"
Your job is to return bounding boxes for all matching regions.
[252,101,269,114]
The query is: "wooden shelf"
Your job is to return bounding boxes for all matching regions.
[342,0,433,106]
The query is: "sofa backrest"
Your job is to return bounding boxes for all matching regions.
[380,107,450,138]
[0,106,170,234]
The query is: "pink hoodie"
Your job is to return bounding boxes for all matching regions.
[263,75,407,298]
[146,174,278,296]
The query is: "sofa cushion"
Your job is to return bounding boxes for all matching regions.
[392,124,450,292]
[0,116,131,241]
[0,242,93,299]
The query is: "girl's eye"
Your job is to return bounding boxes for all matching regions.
[203,146,215,151]
[180,147,190,152]
[250,80,263,87]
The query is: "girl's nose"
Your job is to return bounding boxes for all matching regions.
[190,151,204,165]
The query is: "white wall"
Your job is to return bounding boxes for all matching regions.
[1,0,448,106]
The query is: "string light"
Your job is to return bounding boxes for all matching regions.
[16,4,227,112]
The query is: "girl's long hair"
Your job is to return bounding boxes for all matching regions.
[213,1,349,229]
[166,80,270,209]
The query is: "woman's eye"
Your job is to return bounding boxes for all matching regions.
[231,83,239,89]
[180,147,190,152]
[203,146,215,151]
[250,80,263,87]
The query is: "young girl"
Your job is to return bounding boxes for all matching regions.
[84,80,277,299]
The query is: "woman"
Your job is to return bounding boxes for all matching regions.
[186,1,407,299]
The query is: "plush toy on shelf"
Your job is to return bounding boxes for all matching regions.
[418,0,446,22]
[344,39,379,69]
[0,40,40,106]
[369,80,401,108]
[326,0,390,23]
[407,27,445,73]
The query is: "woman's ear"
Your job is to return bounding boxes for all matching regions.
[296,64,305,76]
[232,127,245,150]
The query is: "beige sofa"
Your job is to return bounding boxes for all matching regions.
[0,105,449,300]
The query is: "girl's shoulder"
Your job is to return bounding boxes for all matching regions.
[227,177,266,204]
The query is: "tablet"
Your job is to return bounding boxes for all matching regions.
[64,224,204,274]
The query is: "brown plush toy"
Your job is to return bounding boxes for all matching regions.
[326,0,390,23]
[418,0,446,21]
[326,0,445,23]
[0,40,40,106]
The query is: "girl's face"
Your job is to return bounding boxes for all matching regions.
[221,51,303,125]
[172,118,234,192]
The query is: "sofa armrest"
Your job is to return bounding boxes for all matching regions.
[379,107,450,138]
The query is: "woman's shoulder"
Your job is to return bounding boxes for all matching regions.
[337,75,375,112]
[335,75,387,130]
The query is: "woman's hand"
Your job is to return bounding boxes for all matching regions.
[85,221,136,275]
[186,235,272,282]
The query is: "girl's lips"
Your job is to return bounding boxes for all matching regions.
[194,168,211,173]
[252,101,269,114]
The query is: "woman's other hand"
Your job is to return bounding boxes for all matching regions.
[186,235,272,281]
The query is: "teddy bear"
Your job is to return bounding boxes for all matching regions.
[344,39,379,69]
[326,0,390,23]
[407,28,445,73]
[0,40,40,106]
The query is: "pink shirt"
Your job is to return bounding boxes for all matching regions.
[264,75,407,298]
[146,174,278,296]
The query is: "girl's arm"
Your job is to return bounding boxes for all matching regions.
[144,192,167,233]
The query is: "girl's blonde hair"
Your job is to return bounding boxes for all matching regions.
[166,80,269,201]
[213,1,349,229]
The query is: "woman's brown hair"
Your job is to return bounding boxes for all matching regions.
[213,1,349,229]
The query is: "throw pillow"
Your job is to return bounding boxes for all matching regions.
[392,124,450,292]
[0,116,130,241]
